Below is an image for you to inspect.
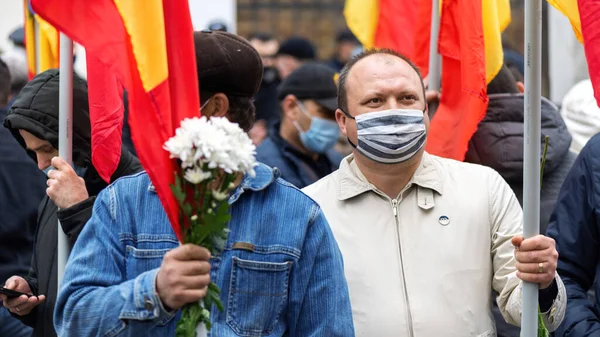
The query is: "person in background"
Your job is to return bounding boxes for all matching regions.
[464,64,576,337]
[326,30,361,72]
[2,27,28,106]
[275,37,316,80]
[249,32,281,145]
[0,69,142,337]
[0,57,45,337]
[207,20,228,32]
[256,63,342,188]
[546,132,600,336]
[53,30,354,337]
[559,79,600,153]
[303,49,566,336]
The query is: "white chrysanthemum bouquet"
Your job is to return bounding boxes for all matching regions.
[163,117,257,337]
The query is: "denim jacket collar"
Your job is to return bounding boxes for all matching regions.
[337,152,444,201]
[148,163,278,204]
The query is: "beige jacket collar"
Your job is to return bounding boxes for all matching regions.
[337,152,444,201]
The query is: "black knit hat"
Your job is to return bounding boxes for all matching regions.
[277,37,316,60]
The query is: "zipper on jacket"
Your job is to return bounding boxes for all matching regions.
[392,198,415,337]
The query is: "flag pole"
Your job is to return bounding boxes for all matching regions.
[522,0,542,335]
[57,33,73,288]
[427,0,441,116]
[34,17,40,74]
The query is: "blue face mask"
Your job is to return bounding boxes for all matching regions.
[42,163,88,178]
[294,101,340,154]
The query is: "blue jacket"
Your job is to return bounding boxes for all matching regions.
[546,133,600,336]
[256,130,343,189]
[0,105,46,284]
[54,164,355,337]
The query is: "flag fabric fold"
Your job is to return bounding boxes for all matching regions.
[31,0,200,240]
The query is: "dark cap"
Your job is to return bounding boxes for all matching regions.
[9,27,25,47]
[277,62,338,111]
[194,30,263,97]
[277,37,316,60]
[336,30,359,44]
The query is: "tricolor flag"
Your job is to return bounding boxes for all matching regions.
[31,0,200,240]
[548,0,600,107]
[24,0,59,79]
[344,0,510,160]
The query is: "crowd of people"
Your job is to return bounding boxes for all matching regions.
[1,21,600,337]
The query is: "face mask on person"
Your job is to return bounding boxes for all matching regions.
[342,108,427,164]
[293,100,340,154]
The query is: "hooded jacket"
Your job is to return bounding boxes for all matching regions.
[465,94,576,234]
[3,69,143,337]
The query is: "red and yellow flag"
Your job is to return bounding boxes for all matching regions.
[31,0,200,240]
[548,0,600,107]
[344,0,510,160]
[24,0,59,79]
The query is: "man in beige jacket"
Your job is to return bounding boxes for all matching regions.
[302,49,566,337]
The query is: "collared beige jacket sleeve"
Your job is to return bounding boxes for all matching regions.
[488,169,567,331]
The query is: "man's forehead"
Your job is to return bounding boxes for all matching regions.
[347,54,421,92]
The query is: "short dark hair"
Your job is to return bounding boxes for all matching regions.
[337,49,426,114]
[0,58,11,106]
[200,91,255,132]
[487,64,519,95]
[248,32,275,42]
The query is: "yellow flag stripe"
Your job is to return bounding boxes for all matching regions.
[114,0,168,92]
[35,15,59,72]
[24,0,36,75]
[547,0,583,43]
[482,0,511,83]
[344,0,379,49]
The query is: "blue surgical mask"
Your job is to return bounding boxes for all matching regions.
[294,101,340,154]
[42,165,55,176]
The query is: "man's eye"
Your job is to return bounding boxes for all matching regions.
[368,98,382,104]
[402,95,417,101]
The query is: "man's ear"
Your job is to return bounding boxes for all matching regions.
[281,94,300,121]
[335,109,348,136]
[517,81,525,94]
[205,93,229,118]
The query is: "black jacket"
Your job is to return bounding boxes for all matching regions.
[465,94,576,337]
[3,69,143,337]
[466,94,576,233]
[0,105,46,285]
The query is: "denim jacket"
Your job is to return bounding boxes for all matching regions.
[54,164,355,337]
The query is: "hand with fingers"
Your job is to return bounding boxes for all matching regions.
[512,235,559,289]
[0,276,46,316]
[46,157,89,209]
[156,244,212,311]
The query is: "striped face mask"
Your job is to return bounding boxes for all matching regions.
[343,108,427,164]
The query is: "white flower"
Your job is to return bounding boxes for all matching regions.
[184,168,212,184]
[191,215,198,221]
[164,116,257,176]
[212,189,229,201]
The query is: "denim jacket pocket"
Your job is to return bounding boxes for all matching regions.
[226,256,293,336]
[125,246,170,280]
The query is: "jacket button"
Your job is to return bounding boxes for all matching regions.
[144,297,154,311]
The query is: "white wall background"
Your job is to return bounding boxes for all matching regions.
[548,6,589,103]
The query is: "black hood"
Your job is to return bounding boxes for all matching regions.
[465,94,572,182]
[3,69,92,167]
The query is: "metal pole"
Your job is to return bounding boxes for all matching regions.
[522,0,542,335]
[57,33,73,289]
[427,0,441,116]
[34,18,40,74]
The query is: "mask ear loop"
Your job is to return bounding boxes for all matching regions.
[339,109,358,148]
